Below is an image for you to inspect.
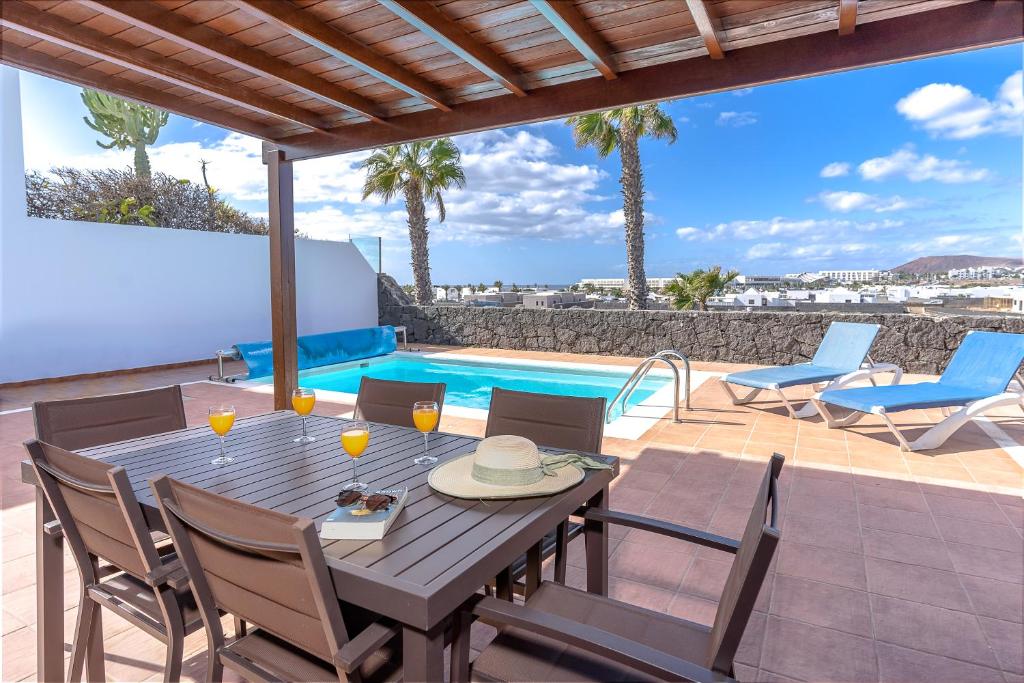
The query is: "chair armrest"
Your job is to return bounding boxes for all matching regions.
[43,520,63,537]
[335,619,400,673]
[468,595,733,683]
[144,557,189,590]
[584,509,740,554]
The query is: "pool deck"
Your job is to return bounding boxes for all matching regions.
[1,346,1022,682]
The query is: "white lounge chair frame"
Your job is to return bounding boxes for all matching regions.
[722,356,903,419]
[810,372,1024,452]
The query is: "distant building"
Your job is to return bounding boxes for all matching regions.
[1013,290,1024,314]
[578,277,675,290]
[464,292,522,307]
[817,269,881,283]
[523,291,587,309]
[785,272,827,284]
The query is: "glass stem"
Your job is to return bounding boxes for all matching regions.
[423,432,429,457]
[352,457,358,486]
[219,435,225,461]
[301,416,308,438]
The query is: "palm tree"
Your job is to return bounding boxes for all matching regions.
[567,105,677,310]
[666,265,740,311]
[81,90,168,180]
[493,279,504,291]
[361,139,466,305]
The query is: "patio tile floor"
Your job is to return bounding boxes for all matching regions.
[1,346,1021,682]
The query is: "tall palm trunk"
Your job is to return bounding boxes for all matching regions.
[619,129,647,310]
[404,182,432,304]
[134,141,151,180]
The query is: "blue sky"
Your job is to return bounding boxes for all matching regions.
[17,44,1023,285]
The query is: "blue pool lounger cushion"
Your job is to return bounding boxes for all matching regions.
[812,330,1024,452]
[234,326,398,379]
[720,321,899,419]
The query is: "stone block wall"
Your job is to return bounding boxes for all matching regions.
[379,302,1024,373]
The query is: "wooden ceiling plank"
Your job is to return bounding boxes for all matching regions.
[273,0,1021,160]
[684,0,725,58]
[228,0,452,111]
[80,0,386,121]
[0,40,280,139]
[377,0,527,96]
[529,0,618,79]
[839,0,859,35]
[0,0,332,131]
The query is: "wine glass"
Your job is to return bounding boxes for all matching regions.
[208,406,236,465]
[412,400,439,465]
[292,387,316,444]
[340,422,370,491]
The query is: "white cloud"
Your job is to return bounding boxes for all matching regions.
[820,162,851,178]
[904,232,1005,254]
[716,111,758,127]
[858,148,989,183]
[732,88,754,97]
[679,216,903,242]
[817,190,914,213]
[896,71,1023,139]
[675,226,700,239]
[746,242,869,261]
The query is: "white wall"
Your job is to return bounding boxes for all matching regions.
[0,67,378,383]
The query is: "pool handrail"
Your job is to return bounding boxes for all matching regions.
[608,350,691,424]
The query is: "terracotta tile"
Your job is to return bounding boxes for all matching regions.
[666,591,718,627]
[608,577,676,614]
[870,594,999,667]
[734,610,766,668]
[959,574,1024,623]
[865,556,972,612]
[977,616,1023,674]
[785,491,858,526]
[856,482,929,512]
[776,541,867,591]
[1,625,37,682]
[677,557,731,603]
[858,502,939,538]
[924,492,1009,525]
[781,512,862,554]
[608,541,691,592]
[946,542,1024,584]
[769,574,872,637]
[789,474,855,501]
[933,515,1023,552]
[876,642,1005,683]
[760,615,877,682]
[862,528,954,571]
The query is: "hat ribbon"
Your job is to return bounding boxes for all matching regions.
[471,453,610,487]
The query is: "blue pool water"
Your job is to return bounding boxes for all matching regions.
[268,355,670,421]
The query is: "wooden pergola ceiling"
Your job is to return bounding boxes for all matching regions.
[2,0,1021,163]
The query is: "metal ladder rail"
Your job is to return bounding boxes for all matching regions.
[607,350,691,424]
[625,350,691,412]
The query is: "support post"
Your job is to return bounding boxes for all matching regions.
[265,145,298,410]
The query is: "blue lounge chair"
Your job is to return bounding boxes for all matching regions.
[811,330,1024,451]
[720,322,901,419]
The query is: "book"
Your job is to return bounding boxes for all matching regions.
[319,488,408,540]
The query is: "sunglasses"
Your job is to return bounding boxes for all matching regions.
[335,490,396,512]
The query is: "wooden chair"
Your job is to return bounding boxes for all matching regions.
[151,475,403,683]
[452,454,784,683]
[484,388,606,594]
[34,385,187,450]
[353,376,446,429]
[25,440,203,683]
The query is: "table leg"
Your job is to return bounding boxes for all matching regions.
[35,489,64,682]
[585,485,609,596]
[403,622,445,683]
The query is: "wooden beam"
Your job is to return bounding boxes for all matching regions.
[264,146,298,411]
[839,0,859,36]
[378,0,527,97]
[81,0,385,122]
[0,1,330,131]
[0,42,279,140]
[273,0,1022,160]
[229,0,451,111]
[684,0,725,59]
[529,0,617,80]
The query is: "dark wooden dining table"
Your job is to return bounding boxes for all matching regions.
[22,411,619,682]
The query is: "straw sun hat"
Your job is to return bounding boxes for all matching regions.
[428,434,610,500]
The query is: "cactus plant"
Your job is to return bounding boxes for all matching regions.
[81,90,168,180]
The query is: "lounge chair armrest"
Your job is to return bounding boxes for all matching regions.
[144,557,189,590]
[584,509,740,554]
[468,595,733,683]
[335,619,400,673]
[43,520,63,537]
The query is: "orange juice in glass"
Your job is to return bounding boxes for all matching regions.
[292,388,316,444]
[341,421,370,491]
[412,401,439,465]
[208,406,236,465]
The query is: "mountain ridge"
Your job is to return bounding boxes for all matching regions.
[890,255,1023,274]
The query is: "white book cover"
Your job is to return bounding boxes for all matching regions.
[320,488,408,541]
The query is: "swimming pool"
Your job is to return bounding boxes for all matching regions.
[256,354,671,422]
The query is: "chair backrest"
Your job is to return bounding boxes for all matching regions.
[485,388,606,453]
[151,475,349,674]
[34,385,187,451]
[810,322,880,372]
[706,454,784,674]
[938,330,1024,394]
[353,376,446,430]
[25,440,162,584]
